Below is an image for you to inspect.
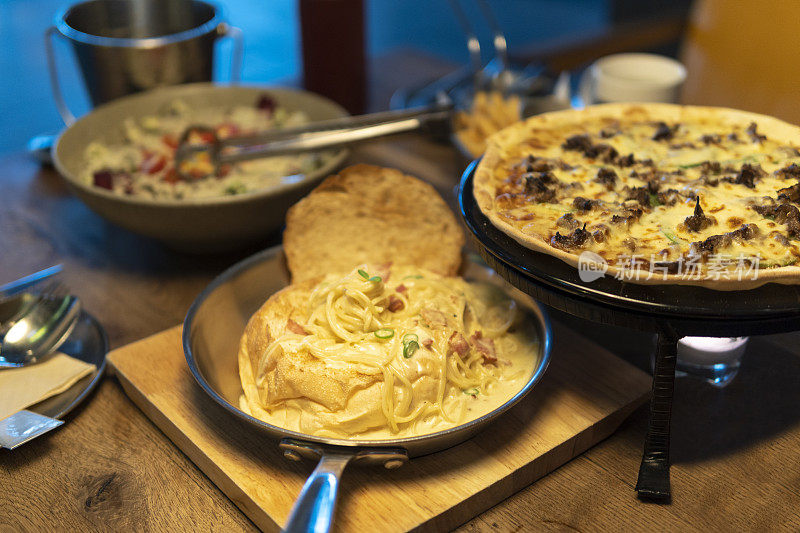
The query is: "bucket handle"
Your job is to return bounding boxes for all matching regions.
[45,23,244,126]
[216,23,244,84]
[44,26,77,126]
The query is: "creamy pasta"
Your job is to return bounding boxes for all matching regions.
[238,265,540,439]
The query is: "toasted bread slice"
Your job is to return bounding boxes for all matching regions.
[239,277,379,413]
[238,274,386,435]
[284,164,464,281]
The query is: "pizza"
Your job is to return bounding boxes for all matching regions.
[473,103,800,289]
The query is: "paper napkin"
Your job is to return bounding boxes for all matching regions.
[0,353,96,421]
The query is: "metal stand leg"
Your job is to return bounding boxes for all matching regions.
[636,323,679,502]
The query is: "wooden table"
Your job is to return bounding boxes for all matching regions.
[3,47,800,530]
[3,132,800,531]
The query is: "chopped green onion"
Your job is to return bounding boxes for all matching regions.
[403,340,419,358]
[463,388,479,396]
[660,228,683,245]
[374,328,394,339]
[679,155,764,170]
[358,269,369,280]
[761,257,798,268]
[224,183,247,195]
[368,276,382,282]
[402,333,419,344]
[402,275,423,280]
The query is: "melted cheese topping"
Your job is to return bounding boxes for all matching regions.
[240,266,539,439]
[489,117,800,277]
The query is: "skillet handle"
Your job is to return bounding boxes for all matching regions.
[284,451,354,533]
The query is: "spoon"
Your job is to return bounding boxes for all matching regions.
[0,284,82,368]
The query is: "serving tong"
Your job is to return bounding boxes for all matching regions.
[174,1,569,179]
[448,0,513,93]
[391,0,570,137]
[174,102,453,179]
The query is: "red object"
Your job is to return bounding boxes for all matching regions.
[92,170,113,190]
[186,129,216,145]
[162,168,180,184]
[141,153,167,174]
[216,164,232,178]
[300,0,366,114]
[470,331,498,364]
[387,294,404,312]
[448,332,469,356]
[256,94,276,114]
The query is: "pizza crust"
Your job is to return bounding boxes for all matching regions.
[474,103,800,290]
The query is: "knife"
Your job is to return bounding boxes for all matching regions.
[0,410,63,449]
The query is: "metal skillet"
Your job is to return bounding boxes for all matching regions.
[183,246,552,533]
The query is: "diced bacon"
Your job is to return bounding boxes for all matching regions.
[422,339,433,349]
[448,332,469,356]
[92,170,114,190]
[286,319,308,335]
[470,331,497,364]
[395,284,407,294]
[421,308,447,328]
[162,168,181,184]
[387,294,404,312]
[216,164,232,178]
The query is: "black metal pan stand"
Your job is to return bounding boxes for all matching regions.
[459,161,800,501]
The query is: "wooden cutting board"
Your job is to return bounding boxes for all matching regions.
[107,321,651,532]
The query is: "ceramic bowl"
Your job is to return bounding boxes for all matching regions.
[53,83,348,251]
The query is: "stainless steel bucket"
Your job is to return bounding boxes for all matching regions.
[45,0,243,124]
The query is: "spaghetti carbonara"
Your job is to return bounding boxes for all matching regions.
[238,265,539,438]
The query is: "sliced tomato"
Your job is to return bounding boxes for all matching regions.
[141,153,167,174]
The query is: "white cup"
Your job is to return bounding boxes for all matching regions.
[580,53,687,105]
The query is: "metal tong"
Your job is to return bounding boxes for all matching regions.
[448,0,513,92]
[174,102,452,179]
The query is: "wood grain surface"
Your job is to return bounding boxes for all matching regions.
[3,51,800,532]
[106,324,650,532]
